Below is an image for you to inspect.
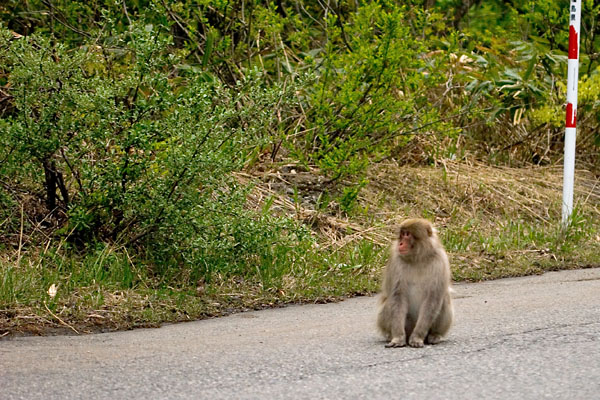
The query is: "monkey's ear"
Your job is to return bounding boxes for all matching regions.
[426,226,433,237]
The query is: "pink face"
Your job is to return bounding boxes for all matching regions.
[397,230,414,255]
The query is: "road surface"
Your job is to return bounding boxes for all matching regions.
[2,268,600,399]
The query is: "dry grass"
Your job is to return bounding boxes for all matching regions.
[244,160,599,247]
[364,160,599,227]
[238,169,390,247]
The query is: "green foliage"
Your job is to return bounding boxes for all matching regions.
[338,178,368,215]
[2,0,597,173]
[307,4,434,175]
[1,0,598,245]
[0,22,309,279]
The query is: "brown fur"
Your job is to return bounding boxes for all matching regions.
[377,218,453,348]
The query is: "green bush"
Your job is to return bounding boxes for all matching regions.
[0,23,310,278]
[305,3,443,178]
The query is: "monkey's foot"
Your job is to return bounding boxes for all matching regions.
[385,338,406,348]
[426,334,443,345]
[408,336,425,348]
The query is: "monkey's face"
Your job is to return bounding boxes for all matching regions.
[397,230,414,255]
[396,219,435,260]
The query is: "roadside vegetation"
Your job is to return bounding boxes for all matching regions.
[1,0,599,336]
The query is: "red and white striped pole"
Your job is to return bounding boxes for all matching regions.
[563,0,581,225]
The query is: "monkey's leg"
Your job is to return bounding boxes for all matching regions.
[376,301,392,341]
[385,298,408,348]
[426,296,453,345]
[409,297,444,348]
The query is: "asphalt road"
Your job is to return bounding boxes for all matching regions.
[2,268,600,400]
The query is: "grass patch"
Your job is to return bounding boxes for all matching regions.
[1,161,599,336]
[360,161,600,281]
[0,241,383,335]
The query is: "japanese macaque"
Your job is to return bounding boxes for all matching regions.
[377,218,453,348]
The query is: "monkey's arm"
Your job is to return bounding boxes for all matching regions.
[381,248,399,296]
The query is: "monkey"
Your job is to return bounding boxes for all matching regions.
[377,218,453,348]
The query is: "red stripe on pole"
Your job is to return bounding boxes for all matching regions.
[569,25,579,59]
[566,102,577,128]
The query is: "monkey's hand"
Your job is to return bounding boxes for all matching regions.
[408,335,425,348]
[385,337,406,348]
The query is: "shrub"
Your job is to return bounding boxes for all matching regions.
[0,23,310,278]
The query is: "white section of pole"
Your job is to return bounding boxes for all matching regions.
[562,127,577,223]
[562,0,581,226]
